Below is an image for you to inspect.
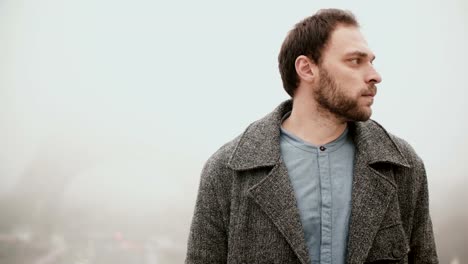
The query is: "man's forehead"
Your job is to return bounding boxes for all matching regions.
[325,25,374,58]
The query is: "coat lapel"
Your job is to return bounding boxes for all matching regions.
[228,100,310,263]
[346,121,410,264]
[248,161,311,264]
[345,149,397,263]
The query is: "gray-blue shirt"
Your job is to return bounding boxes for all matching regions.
[280,115,355,264]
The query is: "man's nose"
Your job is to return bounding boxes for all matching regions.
[366,66,382,84]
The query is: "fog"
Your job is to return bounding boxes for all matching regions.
[0,0,467,263]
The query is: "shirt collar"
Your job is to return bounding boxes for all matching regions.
[280,111,350,153]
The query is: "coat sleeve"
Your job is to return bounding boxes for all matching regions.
[408,163,439,264]
[185,158,229,264]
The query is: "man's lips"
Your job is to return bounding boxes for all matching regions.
[363,85,377,97]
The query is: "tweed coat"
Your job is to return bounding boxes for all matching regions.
[186,100,438,264]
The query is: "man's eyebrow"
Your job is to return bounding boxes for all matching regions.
[346,51,376,62]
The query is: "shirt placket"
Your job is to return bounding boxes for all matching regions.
[318,147,332,263]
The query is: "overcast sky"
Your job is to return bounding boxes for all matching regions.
[0,0,467,262]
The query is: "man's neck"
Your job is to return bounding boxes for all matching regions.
[282,97,348,146]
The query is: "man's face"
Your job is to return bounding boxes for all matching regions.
[313,25,382,121]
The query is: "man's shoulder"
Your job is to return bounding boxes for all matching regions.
[203,102,286,174]
[200,123,253,181]
[204,133,243,171]
[365,119,424,168]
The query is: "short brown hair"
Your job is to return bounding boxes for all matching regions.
[278,9,359,97]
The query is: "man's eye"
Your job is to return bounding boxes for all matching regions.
[350,58,361,65]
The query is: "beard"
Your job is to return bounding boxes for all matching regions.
[314,67,377,122]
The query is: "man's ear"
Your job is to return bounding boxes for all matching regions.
[295,55,318,83]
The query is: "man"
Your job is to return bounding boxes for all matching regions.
[186,9,438,264]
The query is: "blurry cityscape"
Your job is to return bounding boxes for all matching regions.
[0,138,466,264]
[0,137,198,264]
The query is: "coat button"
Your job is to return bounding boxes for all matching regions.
[319,146,326,151]
[392,248,402,258]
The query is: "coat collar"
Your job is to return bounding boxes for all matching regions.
[227,99,410,170]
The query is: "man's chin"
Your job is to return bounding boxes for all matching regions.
[344,108,372,122]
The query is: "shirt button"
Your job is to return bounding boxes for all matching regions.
[319,146,326,151]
